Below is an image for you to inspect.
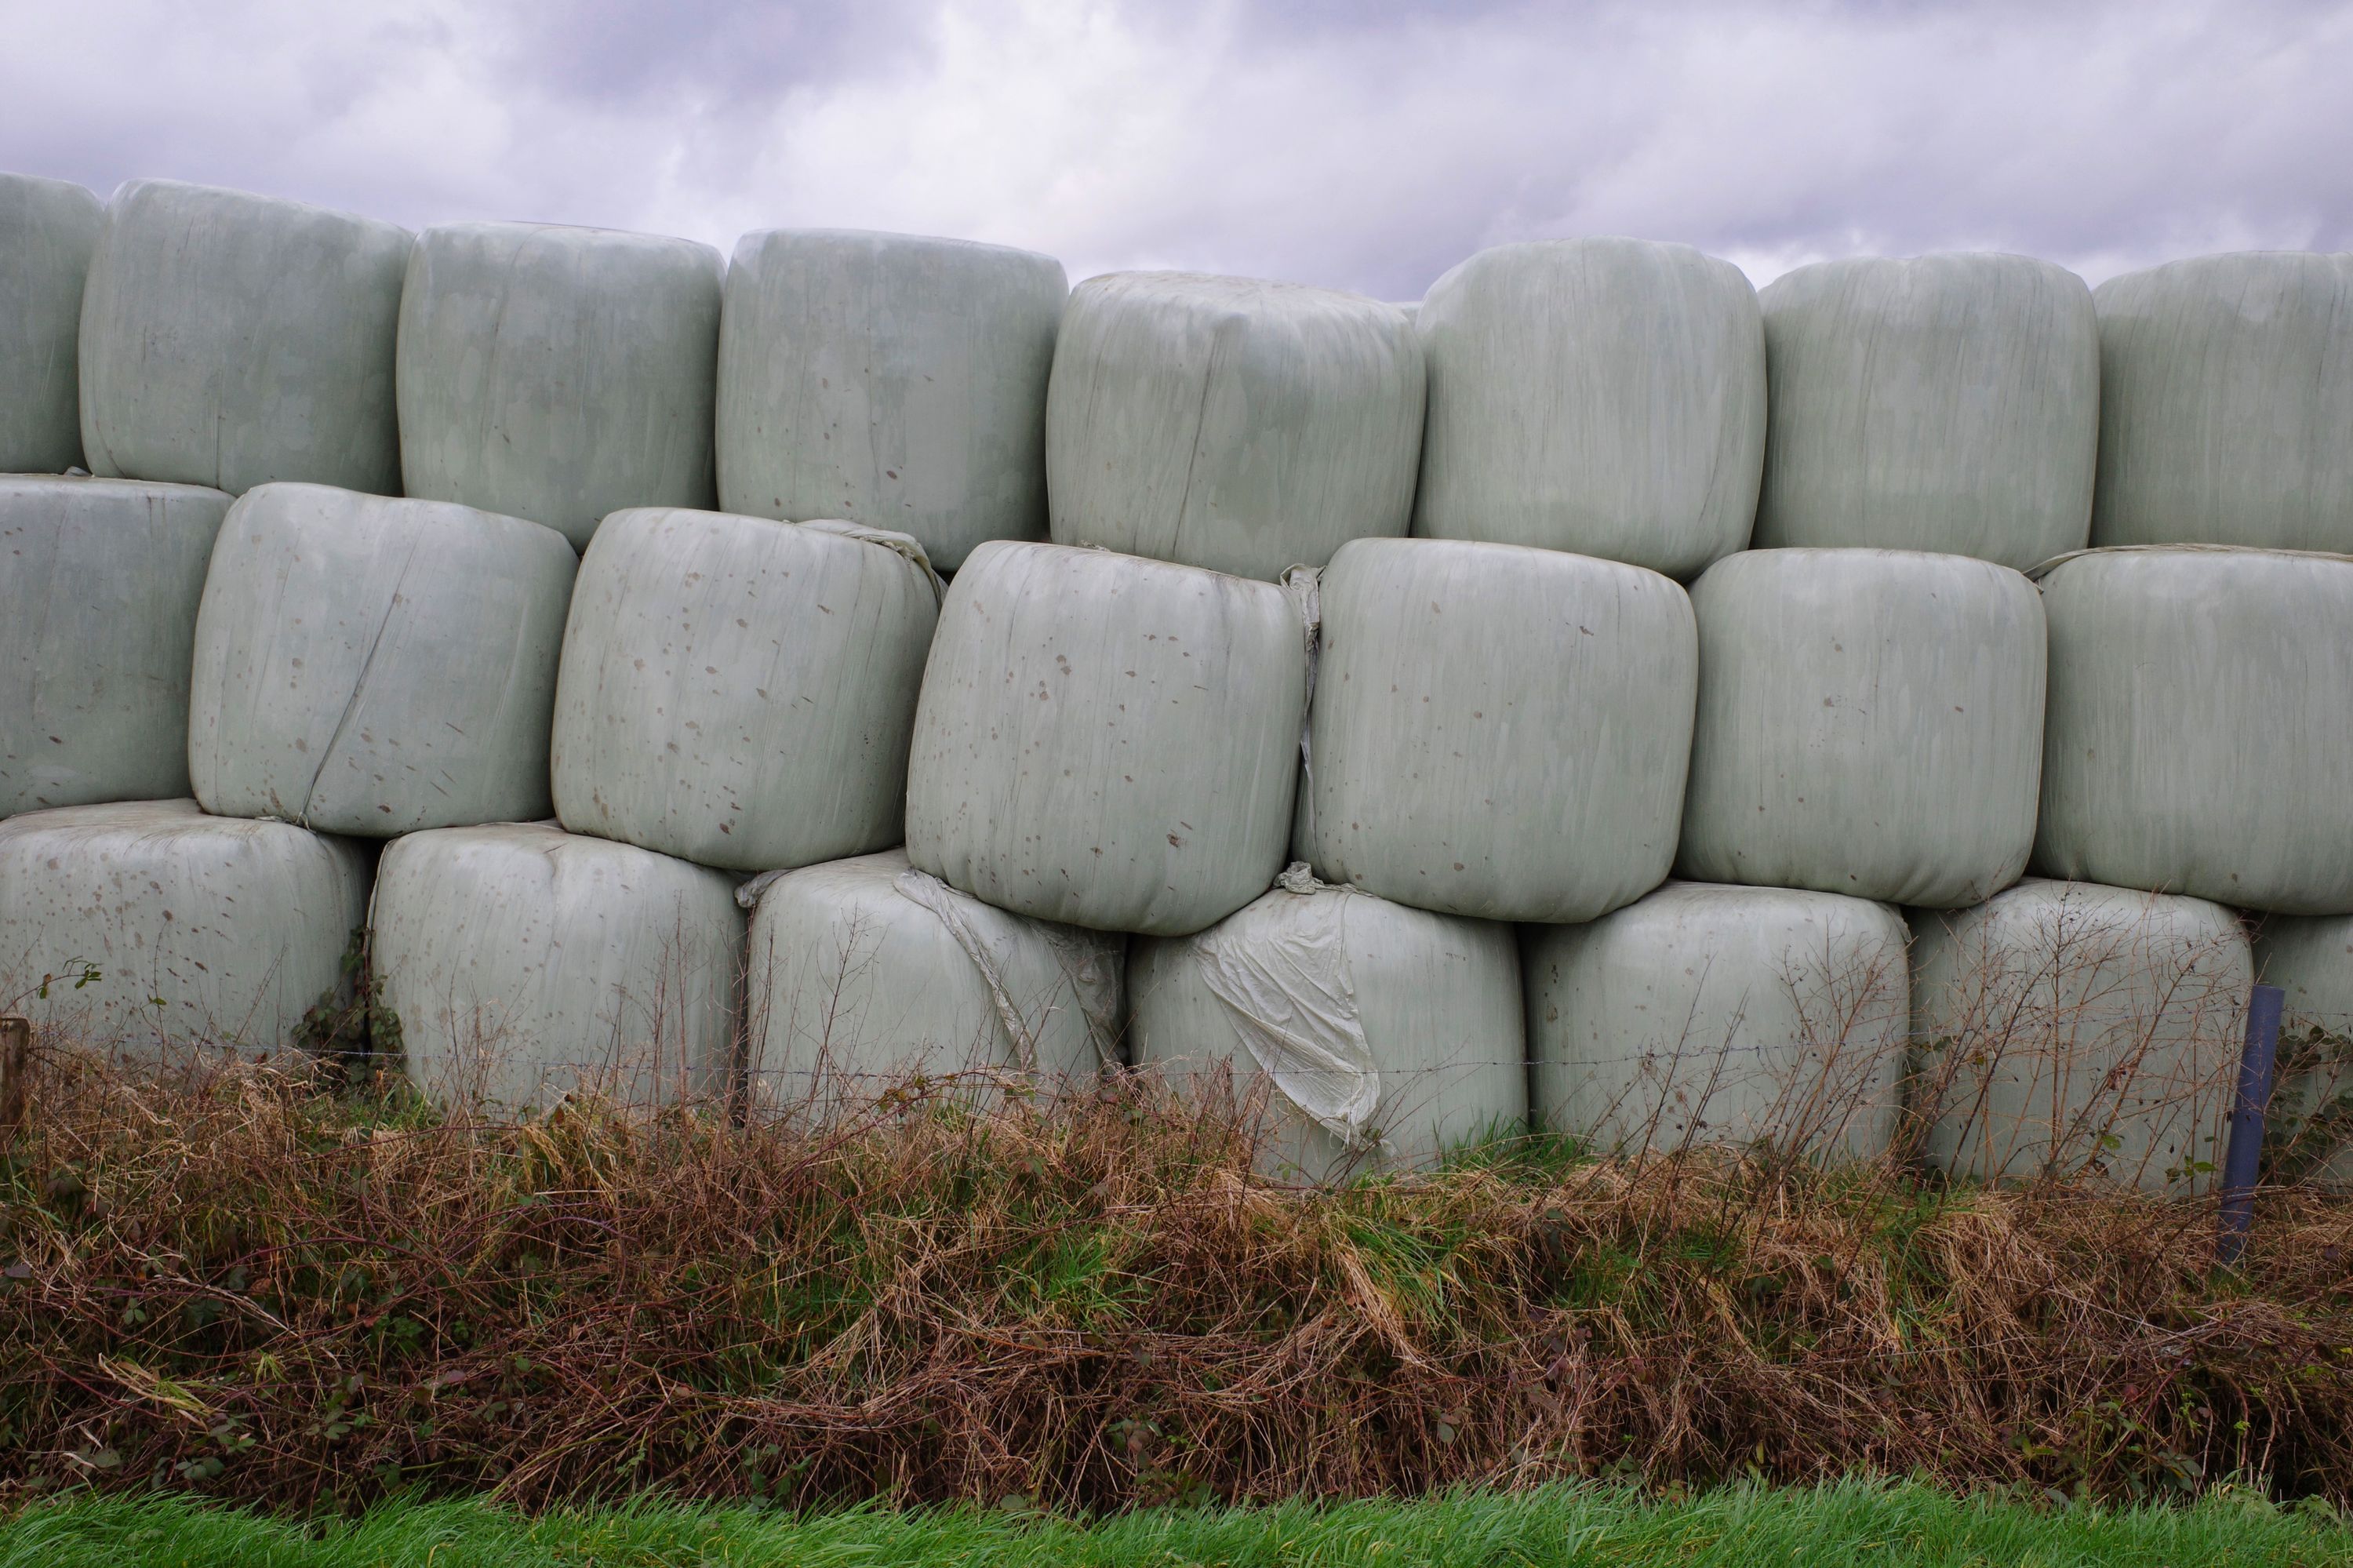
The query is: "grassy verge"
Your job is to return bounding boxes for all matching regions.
[3,1480,2350,1567]
[2,1050,2351,1513]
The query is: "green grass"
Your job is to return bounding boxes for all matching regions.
[3,1482,2348,1567]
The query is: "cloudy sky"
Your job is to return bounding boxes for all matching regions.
[5,0,2348,298]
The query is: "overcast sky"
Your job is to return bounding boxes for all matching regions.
[5,0,2348,298]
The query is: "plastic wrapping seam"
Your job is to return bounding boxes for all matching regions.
[2025,540,2353,583]
[893,868,1122,1071]
[1192,879,1382,1148]
[1280,564,1324,853]
[800,518,947,602]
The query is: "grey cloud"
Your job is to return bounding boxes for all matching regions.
[0,0,2346,300]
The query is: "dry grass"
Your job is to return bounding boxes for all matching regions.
[1,1042,2350,1515]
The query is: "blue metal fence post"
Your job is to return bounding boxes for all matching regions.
[2217,982,2285,1268]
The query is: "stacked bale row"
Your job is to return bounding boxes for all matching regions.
[2,162,2349,1189]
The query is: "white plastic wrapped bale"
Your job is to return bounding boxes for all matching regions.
[740,848,1122,1113]
[371,823,743,1109]
[905,540,1307,937]
[0,173,104,471]
[1753,254,2099,569]
[717,228,1066,571]
[1412,238,1766,580]
[551,508,940,875]
[398,222,723,549]
[0,799,369,1055]
[1678,548,2045,908]
[1527,882,1909,1160]
[1912,879,2250,1193]
[1045,272,1425,583]
[2251,916,2353,1186]
[2090,253,2353,552]
[1126,875,1524,1175]
[78,180,409,496]
[187,484,577,837]
[2,475,231,818]
[2034,547,2353,915]
[1300,537,1696,922]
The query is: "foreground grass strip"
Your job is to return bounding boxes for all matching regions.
[5,1051,2353,1509]
[5,1481,2351,1567]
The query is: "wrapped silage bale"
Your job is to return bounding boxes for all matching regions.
[0,799,369,1055]
[551,508,940,874]
[1300,537,1696,922]
[0,172,104,471]
[2035,547,2353,915]
[717,228,1066,571]
[2090,253,2353,552]
[187,484,576,836]
[741,848,1122,1111]
[1528,882,1909,1160]
[1912,879,2250,1192]
[1045,272,1425,582]
[1752,254,2099,569]
[2251,916,2353,1186]
[398,221,723,549]
[78,180,409,496]
[905,540,1308,936]
[1127,873,1524,1174]
[1412,238,1766,580]
[1,475,231,818]
[1678,548,2045,908]
[371,822,743,1108]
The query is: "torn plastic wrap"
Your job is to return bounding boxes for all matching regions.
[550,508,940,874]
[187,483,577,836]
[1128,871,1523,1174]
[1046,271,1425,582]
[1912,879,2250,1194]
[2,475,232,819]
[739,849,1122,1113]
[0,799,370,1057]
